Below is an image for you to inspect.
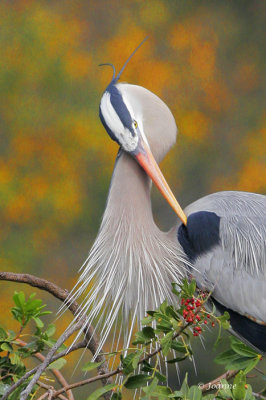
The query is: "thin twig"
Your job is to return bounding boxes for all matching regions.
[0,271,112,399]
[252,393,266,400]
[20,322,82,400]
[36,381,68,400]
[199,369,238,392]
[17,339,74,400]
[0,272,109,374]
[53,369,120,397]
[48,388,54,400]
[1,340,87,400]
[52,323,191,397]
[36,392,49,400]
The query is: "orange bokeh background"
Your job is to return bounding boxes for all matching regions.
[0,0,265,397]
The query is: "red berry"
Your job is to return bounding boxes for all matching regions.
[211,322,215,327]
[196,315,201,321]
[195,326,201,331]
[204,320,208,324]
[207,314,210,318]
[193,332,199,336]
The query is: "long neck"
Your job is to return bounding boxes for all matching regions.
[75,150,187,353]
[103,150,158,236]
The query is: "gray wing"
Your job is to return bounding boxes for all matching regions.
[182,191,266,322]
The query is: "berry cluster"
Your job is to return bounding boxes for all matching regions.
[181,296,215,337]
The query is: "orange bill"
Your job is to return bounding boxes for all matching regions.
[134,139,187,226]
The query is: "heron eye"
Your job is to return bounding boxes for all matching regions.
[133,120,138,129]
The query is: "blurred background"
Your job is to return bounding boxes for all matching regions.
[0,0,265,398]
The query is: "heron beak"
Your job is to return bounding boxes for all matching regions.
[134,139,187,226]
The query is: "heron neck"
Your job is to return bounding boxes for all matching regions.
[86,149,186,328]
[103,150,157,234]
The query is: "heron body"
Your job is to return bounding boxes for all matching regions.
[71,47,266,356]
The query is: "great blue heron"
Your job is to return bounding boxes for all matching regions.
[69,40,266,356]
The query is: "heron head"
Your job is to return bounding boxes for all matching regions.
[99,39,187,226]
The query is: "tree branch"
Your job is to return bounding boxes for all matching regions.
[0,271,111,399]
[1,340,87,400]
[199,369,238,392]
[17,339,74,400]
[53,369,121,398]
[36,380,68,400]
[52,323,192,397]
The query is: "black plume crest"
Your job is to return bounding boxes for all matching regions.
[99,36,148,85]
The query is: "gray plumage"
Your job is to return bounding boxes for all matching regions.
[67,81,266,356]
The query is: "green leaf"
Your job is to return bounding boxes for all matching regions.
[226,356,255,371]
[25,299,42,312]
[141,315,153,325]
[170,340,187,353]
[122,351,142,375]
[178,372,189,397]
[160,331,173,357]
[218,379,233,398]
[217,311,231,329]
[165,306,179,320]
[156,324,173,333]
[154,370,167,382]
[231,341,259,358]
[233,371,246,400]
[215,349,239,365]
[167,355,188,363]
[32,317,44,328]
[10,352,24,367]
[124,374,151,389]
[188,280,196,297]
[146,311,156,317]
[142,326,155,339]
[1,342,13,352]
[45,324,56,337]
[132,331,150,345]
[188,385,202,400]
[169,390,183,398]
[159,299,168,314]
[243,357,260,374]
[13,292,25,309]
[142,377,159,394]
[86,384,117,400]
[111,393,122,400]
[42,338,67,352]
[155,313,173,328]
[47,358,66,370]
[243,384,256,400]
[0,327,8,340]
[82,360,104,372]
[141,360,153,373]
[171,282,180,296]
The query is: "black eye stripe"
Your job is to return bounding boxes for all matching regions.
[99,105,119,144]
[107,84,134,134]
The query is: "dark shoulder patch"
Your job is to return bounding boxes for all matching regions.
[213,299,266,354]
[178,211,220,261]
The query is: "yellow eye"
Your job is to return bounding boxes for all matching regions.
[133,120,138,129]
